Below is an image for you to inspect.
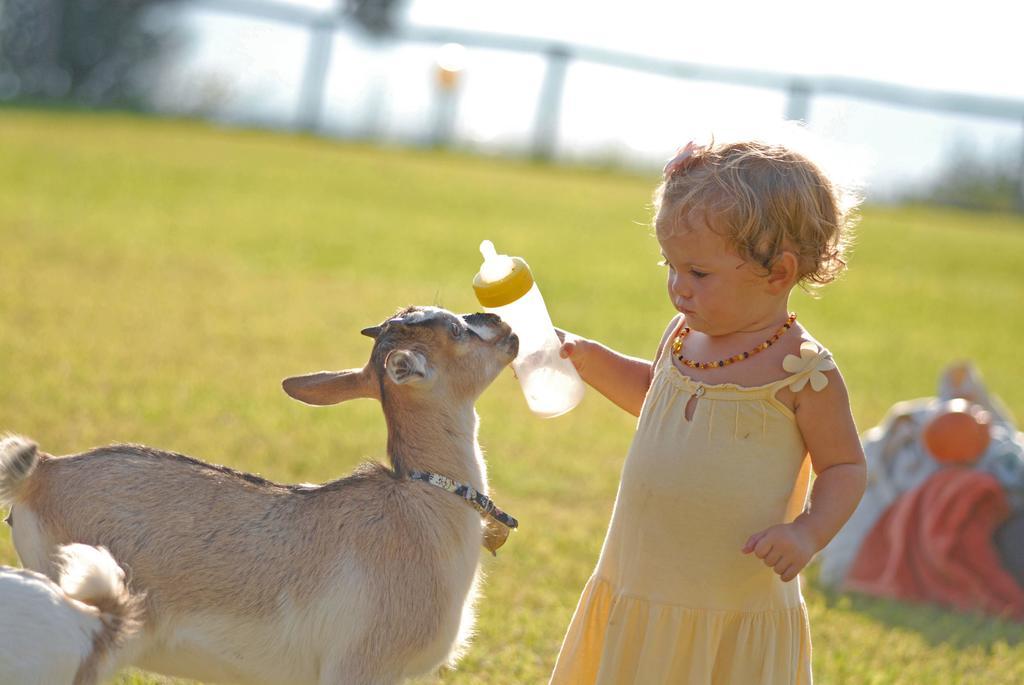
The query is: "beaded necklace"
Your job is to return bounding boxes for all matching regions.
[672,313,797,370]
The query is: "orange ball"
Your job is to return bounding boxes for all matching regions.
[922,400,992,465]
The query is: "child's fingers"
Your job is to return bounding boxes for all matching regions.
[752,536,775,560]
[742,531,766,554]
[743,531,773,557]
[554,329,576,358]
[745,527,806,581]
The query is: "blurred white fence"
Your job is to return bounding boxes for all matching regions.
[186,0,1024,207]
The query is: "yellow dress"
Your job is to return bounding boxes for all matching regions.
[550,332,834,685]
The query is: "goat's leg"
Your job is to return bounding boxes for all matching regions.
[11,507,60,580]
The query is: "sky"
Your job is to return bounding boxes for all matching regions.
[155,0,1024,199]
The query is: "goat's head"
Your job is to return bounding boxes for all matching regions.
[282,306,518,407]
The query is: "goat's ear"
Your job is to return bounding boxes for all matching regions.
[361,325,382,339]
[383,349,431,386]
[282,367,378,405]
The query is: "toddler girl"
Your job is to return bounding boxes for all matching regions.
[549,138,867,684]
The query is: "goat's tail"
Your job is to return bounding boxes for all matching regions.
[0,434,39,507]
[57,544,144,645]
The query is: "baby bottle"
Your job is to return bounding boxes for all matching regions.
[473,240,585,418]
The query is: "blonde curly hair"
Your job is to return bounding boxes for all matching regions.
[653,139,860,289]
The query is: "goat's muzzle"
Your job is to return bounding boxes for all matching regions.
[502,332,519,359]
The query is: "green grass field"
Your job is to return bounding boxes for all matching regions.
[1,109,1022,684]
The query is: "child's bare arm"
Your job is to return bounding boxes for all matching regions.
[743,364,867,581]
[792,365,867,548]
[559,334,651,416]
[558,315,681,417]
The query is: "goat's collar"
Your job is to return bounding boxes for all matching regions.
[409,470,519,553]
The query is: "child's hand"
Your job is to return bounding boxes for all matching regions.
[741,522,817,582]
[555,329,591,373]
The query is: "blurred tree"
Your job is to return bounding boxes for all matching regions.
[910,140,1023,214]
[345,0,405,36]
[0,0,176,106]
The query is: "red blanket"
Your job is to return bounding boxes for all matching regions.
[846,467,1024,620]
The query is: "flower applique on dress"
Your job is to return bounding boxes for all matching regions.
[783,341,836,392]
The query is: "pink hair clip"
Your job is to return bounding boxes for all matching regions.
[662,141,704,179]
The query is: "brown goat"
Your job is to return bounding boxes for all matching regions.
[0,306,519,685]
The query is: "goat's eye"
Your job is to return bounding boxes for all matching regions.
[450,322,463,338]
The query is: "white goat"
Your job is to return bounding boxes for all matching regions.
[0,543,143,685]
[0,306,519,685]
